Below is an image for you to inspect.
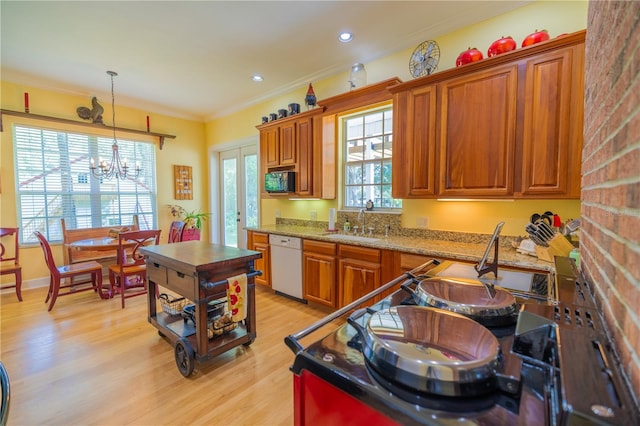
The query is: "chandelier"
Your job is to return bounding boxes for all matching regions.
[90,70,140,180]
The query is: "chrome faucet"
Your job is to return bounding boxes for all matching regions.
[358,208,366,235]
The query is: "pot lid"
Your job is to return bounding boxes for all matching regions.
[416,277,518,326]
[359,305,501,396]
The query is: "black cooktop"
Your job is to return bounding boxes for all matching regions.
[292,294,549,424]
[289,257,639,426]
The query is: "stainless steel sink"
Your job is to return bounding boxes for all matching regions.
[323,233,380,243]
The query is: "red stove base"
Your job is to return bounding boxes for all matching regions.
[294,369,398,426]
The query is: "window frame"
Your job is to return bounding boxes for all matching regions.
[341,105,401,210]
[12,123,158,244]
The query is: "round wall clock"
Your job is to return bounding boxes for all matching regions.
[409,40,440,78]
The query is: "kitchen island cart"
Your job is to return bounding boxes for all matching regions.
[142,241,262,376]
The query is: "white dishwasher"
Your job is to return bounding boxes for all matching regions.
[269,234,305,302]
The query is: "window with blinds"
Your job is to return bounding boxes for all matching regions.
[13,125,157,244]
[343,107,402,209]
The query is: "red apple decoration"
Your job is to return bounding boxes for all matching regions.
[487,36,516,57]
[522,29,550,47]
[456,47,484,67]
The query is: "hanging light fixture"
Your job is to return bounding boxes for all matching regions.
[90,70,140,180]
[348,63,367,90]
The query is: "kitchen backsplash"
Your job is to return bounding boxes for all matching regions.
[276,212,518,247]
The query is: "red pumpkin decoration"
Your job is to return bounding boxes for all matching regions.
[522,29,550,47]
[487,36,516,57]
[456,47,483,67]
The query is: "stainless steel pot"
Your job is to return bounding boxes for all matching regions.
[403,276,519,327]
[348,305,505,397]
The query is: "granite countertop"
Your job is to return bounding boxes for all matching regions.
[247,224,554,272]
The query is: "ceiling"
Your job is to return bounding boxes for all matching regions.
[1,1,531,121]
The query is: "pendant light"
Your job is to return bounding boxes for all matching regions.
[348,63,367,90]
[90,70,140,180]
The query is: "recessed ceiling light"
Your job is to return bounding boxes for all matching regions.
[338,32,353,43]
[252,74,263,82]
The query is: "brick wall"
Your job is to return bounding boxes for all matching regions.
[582,1,640,396]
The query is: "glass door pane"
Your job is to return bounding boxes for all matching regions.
[219,144,258,249]
[244,152,258,229]
[222,156,238,247]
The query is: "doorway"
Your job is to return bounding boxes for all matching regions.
[218,144,258,248]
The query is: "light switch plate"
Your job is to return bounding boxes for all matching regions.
[416,216,429,228]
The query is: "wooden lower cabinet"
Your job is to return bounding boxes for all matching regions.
[338,245,382,307]
[396,252,434,275]
[247,231,271,288]
[302,240,337,308]
[302,240,402,310]
[303,241,393,309]
[339,258,381,307]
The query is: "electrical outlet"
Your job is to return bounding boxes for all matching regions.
[310,210,317,221]
[275,209,281,218]
[416,216,429,229]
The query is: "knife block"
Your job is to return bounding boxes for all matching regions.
[534,234,575,262]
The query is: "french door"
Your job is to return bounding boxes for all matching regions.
[219,145,258,248]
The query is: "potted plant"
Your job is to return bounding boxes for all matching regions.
[168,205,210,241]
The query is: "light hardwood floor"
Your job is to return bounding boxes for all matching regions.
[0,285,340,425]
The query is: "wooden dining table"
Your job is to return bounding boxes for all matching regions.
[66,237,137,299]
[67,237,135,251]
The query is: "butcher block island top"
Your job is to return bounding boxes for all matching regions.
[141,241,262,276]
[141,241,262,377]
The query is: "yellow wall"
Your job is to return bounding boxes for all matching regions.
[0,81,208,282]
[207,0,588,236]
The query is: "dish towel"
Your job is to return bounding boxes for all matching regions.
[226,273,247,322]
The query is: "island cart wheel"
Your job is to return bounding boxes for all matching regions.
[174,338,195,377]
[243,338,255,347]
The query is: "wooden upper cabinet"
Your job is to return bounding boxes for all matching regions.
[257,108,325,198]
[261,120,295,168]
[392,85,437,198]
[296,116,314,196]
[278,121,297,166]
[519,44,584,198]
[263,126,280,168]
[257,78,401,200]
[438,64,518,197]
[389,29,585,199]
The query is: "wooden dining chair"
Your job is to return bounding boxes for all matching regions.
[34,231,104,311]
[108,229,161,308]
[0,227,23,301]
[168,221,185,243]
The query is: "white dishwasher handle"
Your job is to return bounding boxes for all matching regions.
[269,234,301,250]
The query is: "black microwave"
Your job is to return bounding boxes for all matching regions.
[265,171,296,193]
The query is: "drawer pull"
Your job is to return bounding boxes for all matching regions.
[177,272,185,278]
